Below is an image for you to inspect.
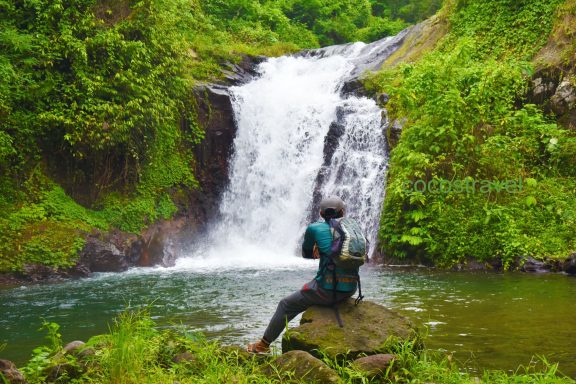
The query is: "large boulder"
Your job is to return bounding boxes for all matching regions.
[266,350,341,384]
[282,300,420,360]
[79,237,128,272]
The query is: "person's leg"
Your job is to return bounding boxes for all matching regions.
[262,281,354,343]
[248,281,356,353]
[262,290,316,343]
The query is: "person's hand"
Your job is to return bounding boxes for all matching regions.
[313,244,320,259]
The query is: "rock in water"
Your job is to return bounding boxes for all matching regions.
[564,253,576,275]
[266,350,341,384]
[282,300,419,360]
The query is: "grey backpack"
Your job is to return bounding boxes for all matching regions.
[329,217,368,269]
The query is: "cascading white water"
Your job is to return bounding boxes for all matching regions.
[177,36,404,271]
[316,97,388,252]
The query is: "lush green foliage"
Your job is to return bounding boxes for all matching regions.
[0,0,441,272]
[18,310,575,383]
[371,0,443,23]
[199,0,439,47]
[0,0,207,271]
[368,0,576,267]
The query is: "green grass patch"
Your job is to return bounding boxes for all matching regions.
[17,309,575,384]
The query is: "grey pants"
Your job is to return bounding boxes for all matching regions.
[263,279,355,343]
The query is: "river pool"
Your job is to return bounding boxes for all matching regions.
[1,264,575,377]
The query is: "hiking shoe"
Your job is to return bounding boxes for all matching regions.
[247,338,270,354]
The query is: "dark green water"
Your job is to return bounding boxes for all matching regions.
[1,266,575,377]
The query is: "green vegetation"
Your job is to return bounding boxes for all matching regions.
[1,0,573,272]
[0,0,205,271]
[0,0,440,273]
[369,0,576,267]
[16,309,575,383]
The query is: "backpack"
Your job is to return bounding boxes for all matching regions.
[329,217,368,269]
[327,217,369,327]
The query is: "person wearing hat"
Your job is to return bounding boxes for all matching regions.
[247,196,359,354]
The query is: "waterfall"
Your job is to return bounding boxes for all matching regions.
[177,35,405,271]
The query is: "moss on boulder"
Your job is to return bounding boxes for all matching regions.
[282,300,420,360]
[265,350,341,384]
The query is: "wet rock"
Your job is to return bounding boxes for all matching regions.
[387,118,406,149]
[0,359,27,384]
[138,218,187,267]
[140,233,176,268]
[563,253,576,275]
[520,257,549,273]
[322,105,353,168]
[221,55,266,85]
[352,354,396,379]
[266,350,341,384]
[0,273,26,288]
[308,105,354,222]
[543,259,562,272]
[383,14,449,68]
[323,121,346,166]
[551,78,576,129]
[79,237,128,272]
[341,78,368,98]
[190,83,237,226]
[450,257,489,271]
[465,258,488,271]
[20,264,64,282]
[530,76,559,105]
[282,300,420,360]
[377,93,390,105]
[63,340,86,354]
[551,79,576,116]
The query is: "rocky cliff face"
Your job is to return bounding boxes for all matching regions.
[97,56,266,272]
[529,2,576,131]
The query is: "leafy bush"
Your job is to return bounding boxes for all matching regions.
[367,0,576,266]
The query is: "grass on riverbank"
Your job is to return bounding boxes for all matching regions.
[13,309,575,384]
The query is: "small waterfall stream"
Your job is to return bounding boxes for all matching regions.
[177,36,406,270]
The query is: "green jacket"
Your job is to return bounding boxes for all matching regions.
[302,220,358,293]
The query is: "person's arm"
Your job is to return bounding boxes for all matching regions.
[301,225,316,259]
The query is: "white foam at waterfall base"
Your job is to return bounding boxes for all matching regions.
[175,236,317,272]
[179,44,391,271]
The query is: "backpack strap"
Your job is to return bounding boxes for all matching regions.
[331,265,344,327]
[327,222,344,328]
[355,273,364,306]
